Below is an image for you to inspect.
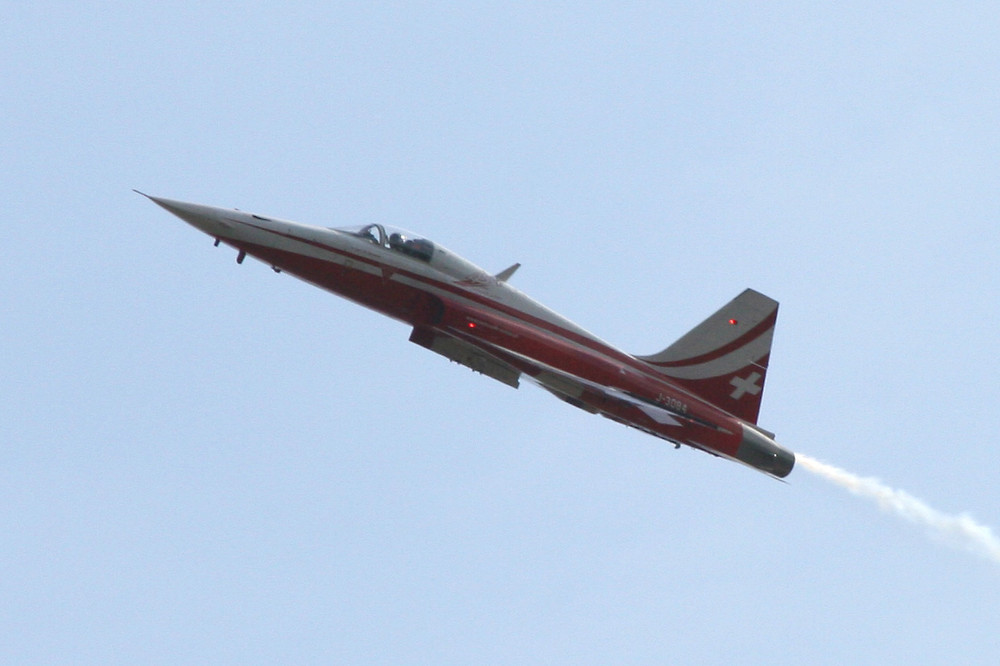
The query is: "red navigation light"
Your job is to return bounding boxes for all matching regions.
[468,321,477,329]
[728,318,738,326]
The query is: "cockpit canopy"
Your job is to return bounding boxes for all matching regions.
[346,223,435,262]
[334,223,488,281]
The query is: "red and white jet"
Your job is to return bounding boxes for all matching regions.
[142,193,795,478]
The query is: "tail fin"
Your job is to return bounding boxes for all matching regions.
[635,289,778,425]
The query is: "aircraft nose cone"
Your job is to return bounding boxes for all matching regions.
[136,191,229,237]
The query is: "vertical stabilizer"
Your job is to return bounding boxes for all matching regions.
[635,289,778,425]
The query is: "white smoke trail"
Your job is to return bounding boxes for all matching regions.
[797,454,1000,567]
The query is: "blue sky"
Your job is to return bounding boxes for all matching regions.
[4,3,999,663]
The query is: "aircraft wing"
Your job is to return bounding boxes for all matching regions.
[409,326,522,388]
[516,352,696,427]
[456,334,706,431]
[411,324,738,457]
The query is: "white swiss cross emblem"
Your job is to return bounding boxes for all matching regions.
[729,372,762,400]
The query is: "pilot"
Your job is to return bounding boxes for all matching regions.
[389,232,406,250]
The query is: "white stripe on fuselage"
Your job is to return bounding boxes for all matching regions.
[219,211,724,413]
[224,213,614,348]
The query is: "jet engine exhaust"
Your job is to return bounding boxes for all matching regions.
[797,454,1000,567]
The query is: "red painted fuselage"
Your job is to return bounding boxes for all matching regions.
[143,193,794,478]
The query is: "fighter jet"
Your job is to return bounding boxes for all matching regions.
[140,192,794,478]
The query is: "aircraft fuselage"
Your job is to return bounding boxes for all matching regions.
[142,194,794,478]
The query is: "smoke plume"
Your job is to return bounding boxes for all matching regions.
[797,454,1000,567]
